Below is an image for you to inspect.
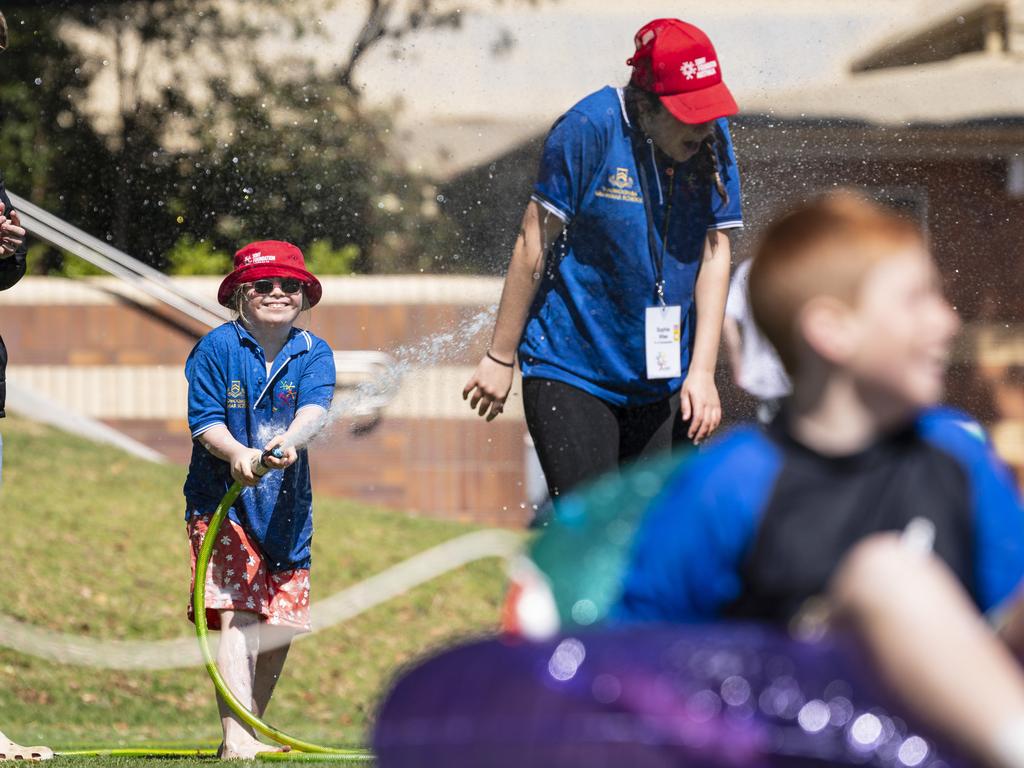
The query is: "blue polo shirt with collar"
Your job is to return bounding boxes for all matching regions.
[183,321,336,571]
[522,85,744,406]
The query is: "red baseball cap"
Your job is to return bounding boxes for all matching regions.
[626,19,738,124]
[217,240,323,308]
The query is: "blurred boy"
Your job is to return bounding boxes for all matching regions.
[615,192,1024,768]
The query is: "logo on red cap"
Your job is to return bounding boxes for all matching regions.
[681,58,718,81]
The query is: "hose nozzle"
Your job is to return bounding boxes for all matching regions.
[252,447,285,478]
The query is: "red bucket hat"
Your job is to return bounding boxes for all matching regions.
[626,19,738,125]
[217,240,322,308]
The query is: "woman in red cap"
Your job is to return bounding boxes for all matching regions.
[463,19,744,503]
[183,241,336,758]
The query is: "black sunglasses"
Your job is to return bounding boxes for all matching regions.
[250,278,303,295]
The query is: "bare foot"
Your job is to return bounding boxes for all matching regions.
[0,731,53,761]
[217,737,290,760]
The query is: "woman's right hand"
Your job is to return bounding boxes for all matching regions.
[462,356,515,421]
[229,446,266,487]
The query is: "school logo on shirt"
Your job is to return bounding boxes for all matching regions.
[609,167,634,189]
[227,380,247,409]
[595,166,644,204]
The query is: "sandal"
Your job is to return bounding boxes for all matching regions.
[0,732,53,762]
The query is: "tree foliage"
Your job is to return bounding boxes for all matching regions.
[1,0,548,274]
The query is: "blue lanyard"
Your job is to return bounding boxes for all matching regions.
[633,137,677,307]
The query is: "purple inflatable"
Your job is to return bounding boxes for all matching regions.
[373,625,964,768]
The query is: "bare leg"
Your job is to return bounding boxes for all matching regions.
[831,534,1024,768]
[215,610,285,759]
[252,624,297,718]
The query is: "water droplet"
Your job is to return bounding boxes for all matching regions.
[797,700,830,733]
[548,638,586,681]
[898,736,929,766]
[591,674,621,704]
[571,599,598,625]
[850,713,883,748]
[720,675,751,707]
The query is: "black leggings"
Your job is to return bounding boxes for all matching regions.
[523,378,682,500]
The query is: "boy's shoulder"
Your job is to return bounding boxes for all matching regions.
[703,424,782,471]
[916,406,995,466]
[915,406,1020,496]
[651,425,784,518]
[917,405,986,439]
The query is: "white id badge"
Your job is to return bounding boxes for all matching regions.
[645,305,682,380]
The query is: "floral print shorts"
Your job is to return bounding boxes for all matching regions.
[187,515,311,632]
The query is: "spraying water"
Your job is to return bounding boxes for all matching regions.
[282,304,499,451]
[251,305,499,451]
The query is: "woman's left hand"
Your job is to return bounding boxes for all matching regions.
[680,369,721,445]
[262,434,299,470]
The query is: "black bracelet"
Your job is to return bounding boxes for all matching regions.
[486,350,515,368]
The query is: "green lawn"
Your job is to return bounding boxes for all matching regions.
[0,416,512,763]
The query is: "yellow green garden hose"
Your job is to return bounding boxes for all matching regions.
[57,748,218,758]
[50,452,368,761]
[190,450,366,759]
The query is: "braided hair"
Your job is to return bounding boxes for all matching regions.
[623,84,729,205]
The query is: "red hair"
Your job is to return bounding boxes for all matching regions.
[749,191,925,373]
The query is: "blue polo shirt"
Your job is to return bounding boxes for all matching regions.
[183,322,336,571]
[522,86,744,406]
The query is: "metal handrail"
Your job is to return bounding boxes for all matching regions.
[8,192,230,328]
[7,193,401,409]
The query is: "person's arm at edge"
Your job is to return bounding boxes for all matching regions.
[462,200,564,421]
[0,183,27,292]
[681,231,731,443]
[722,317,743,388]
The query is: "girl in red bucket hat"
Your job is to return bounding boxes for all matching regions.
[184,240,335,758]
[463,19,744,508]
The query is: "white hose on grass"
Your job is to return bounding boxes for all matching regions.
[0,529,521,670]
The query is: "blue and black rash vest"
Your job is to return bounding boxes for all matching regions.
[614,408,1024,624]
